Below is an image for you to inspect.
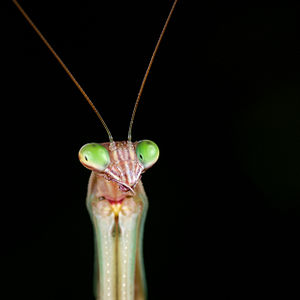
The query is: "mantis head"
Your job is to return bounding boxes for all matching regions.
[78,140,159,192]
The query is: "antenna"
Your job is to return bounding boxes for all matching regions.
[127,0,179,141]
[12,0,114,143]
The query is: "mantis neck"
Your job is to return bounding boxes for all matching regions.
[86,173,148,300]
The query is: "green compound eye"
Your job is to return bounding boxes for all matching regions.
[136,140,159,169]
[79,143,110,171]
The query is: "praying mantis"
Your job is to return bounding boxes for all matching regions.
[13,0,178,299]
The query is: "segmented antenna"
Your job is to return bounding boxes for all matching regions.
[12,0,114,142]
[127,0,178,141]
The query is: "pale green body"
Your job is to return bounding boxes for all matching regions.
[86,172,148,300]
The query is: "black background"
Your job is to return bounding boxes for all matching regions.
[2,0,300,299]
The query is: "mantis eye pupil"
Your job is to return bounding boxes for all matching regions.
[84,156,88,161]
[139,153,144,161]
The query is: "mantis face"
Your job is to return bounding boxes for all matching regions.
[79,140,159,194]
